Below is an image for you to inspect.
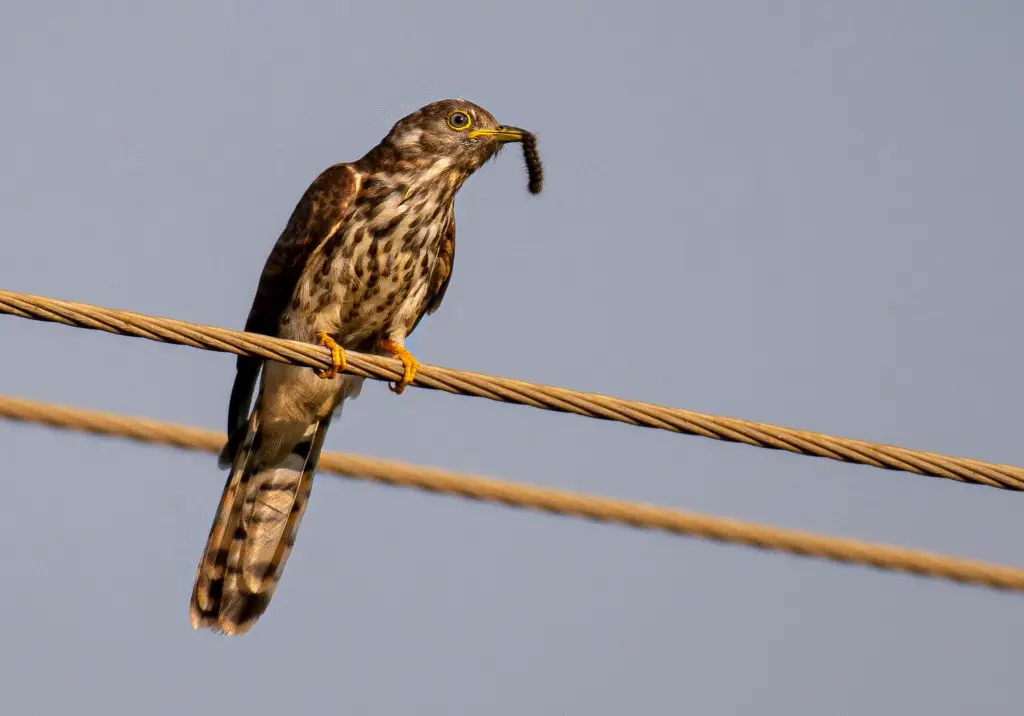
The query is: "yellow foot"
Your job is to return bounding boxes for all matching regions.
[316,332,346,379]
[379,339,419,394]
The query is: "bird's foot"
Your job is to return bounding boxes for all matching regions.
[379,339,419,394]
[316,332,346,379]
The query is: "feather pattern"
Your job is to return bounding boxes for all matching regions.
[190,411,331,635]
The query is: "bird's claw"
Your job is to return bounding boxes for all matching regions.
[380,339,419,394]
[316,332,346,379]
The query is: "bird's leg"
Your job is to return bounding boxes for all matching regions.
[379,338,419,394]
[315,332,346,380]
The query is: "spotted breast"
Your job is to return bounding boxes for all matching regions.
[282,159,458,351]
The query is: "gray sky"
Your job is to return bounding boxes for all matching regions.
[2,1,1023,713]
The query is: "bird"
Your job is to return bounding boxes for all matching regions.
[189,99,538,635]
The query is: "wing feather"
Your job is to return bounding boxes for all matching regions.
[224,163,360,444]
[410,209,456,334]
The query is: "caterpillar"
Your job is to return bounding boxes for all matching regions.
[521,132,543,195]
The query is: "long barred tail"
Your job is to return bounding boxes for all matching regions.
[189,412,332,635]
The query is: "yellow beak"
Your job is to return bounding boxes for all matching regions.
[468,125,527,143]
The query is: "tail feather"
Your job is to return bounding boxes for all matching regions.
[190,411,331,635]
[191,414,257,617]
[239,427,322,594]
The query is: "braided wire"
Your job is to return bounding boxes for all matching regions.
[3,394,1024,593]
[2,288,1023,490]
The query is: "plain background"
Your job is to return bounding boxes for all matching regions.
[2,2,1023,713]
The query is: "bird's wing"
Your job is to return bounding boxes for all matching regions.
[410,208,456,334]
[225,163,360,441]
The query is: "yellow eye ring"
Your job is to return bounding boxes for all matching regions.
[446,110,473,131]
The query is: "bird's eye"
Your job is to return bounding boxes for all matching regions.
[446,111,472,131]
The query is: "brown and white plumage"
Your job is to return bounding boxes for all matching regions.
[190,99,536,635]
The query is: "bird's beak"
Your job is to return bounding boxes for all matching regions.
[468,125,527,143]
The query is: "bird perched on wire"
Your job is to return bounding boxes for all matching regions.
[189,99,542,635]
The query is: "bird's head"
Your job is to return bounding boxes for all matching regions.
[363,99,531,178]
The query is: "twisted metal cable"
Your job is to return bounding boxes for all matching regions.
[3,288,1023,491]
[3,393,1024,593]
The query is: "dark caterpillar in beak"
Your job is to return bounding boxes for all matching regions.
[521,132,543,194]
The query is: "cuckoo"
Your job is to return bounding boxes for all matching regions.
[189,99,541,635]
